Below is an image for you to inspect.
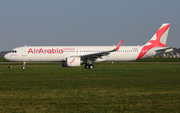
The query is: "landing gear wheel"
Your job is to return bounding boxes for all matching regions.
[85,64,90,69]
[22,66,26,69]
[89,64,94,69]
[85,64,94,69]
[22,62,26,69]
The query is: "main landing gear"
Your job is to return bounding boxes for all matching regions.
[85,64,94,69]
[22,62,26,69]
[84,60,94,69]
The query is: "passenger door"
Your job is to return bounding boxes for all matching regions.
[21,46,26,57]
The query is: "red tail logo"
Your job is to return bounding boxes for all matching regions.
[137,24,170,60]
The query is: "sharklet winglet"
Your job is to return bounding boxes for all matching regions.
[115,40,123,50]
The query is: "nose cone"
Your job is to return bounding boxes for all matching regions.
[4,53,10,61]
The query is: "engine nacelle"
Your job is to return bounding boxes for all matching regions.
[61,57,81,67]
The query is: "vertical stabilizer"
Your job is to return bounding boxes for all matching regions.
[144,23,170,47]
[137,23,170,60]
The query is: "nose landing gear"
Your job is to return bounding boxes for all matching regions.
[22,62,26,69]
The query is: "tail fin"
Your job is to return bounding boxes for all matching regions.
[144,23,170,47]
[137,23,170,60]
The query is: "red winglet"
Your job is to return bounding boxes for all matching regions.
[115,40,123,50]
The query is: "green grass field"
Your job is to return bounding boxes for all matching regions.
[0,62,180,112]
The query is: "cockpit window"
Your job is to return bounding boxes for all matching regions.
[11,50,17,53]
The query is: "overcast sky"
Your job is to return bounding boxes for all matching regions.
[0,0,179,51]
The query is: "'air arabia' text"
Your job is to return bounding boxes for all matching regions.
[28,48,75,54]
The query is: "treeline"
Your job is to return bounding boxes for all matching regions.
[133,57,180,62]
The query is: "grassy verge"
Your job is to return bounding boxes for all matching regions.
[0,57,10,62]
[0,62,180,112]
[1,57,180,63]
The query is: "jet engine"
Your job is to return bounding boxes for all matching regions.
[62,57,81,67]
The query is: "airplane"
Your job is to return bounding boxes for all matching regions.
[4,23,173,69]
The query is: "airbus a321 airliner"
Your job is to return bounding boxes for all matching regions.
[4,23,173,69]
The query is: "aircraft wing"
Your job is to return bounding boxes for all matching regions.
[80,40,123,60]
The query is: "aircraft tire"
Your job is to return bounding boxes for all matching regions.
[85,64,90,69]
[89,64,94,69]
[22,66,26,69]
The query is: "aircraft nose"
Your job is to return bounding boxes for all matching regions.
[4,53,10,61]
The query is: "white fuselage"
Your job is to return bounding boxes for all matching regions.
[4,45,160,62]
